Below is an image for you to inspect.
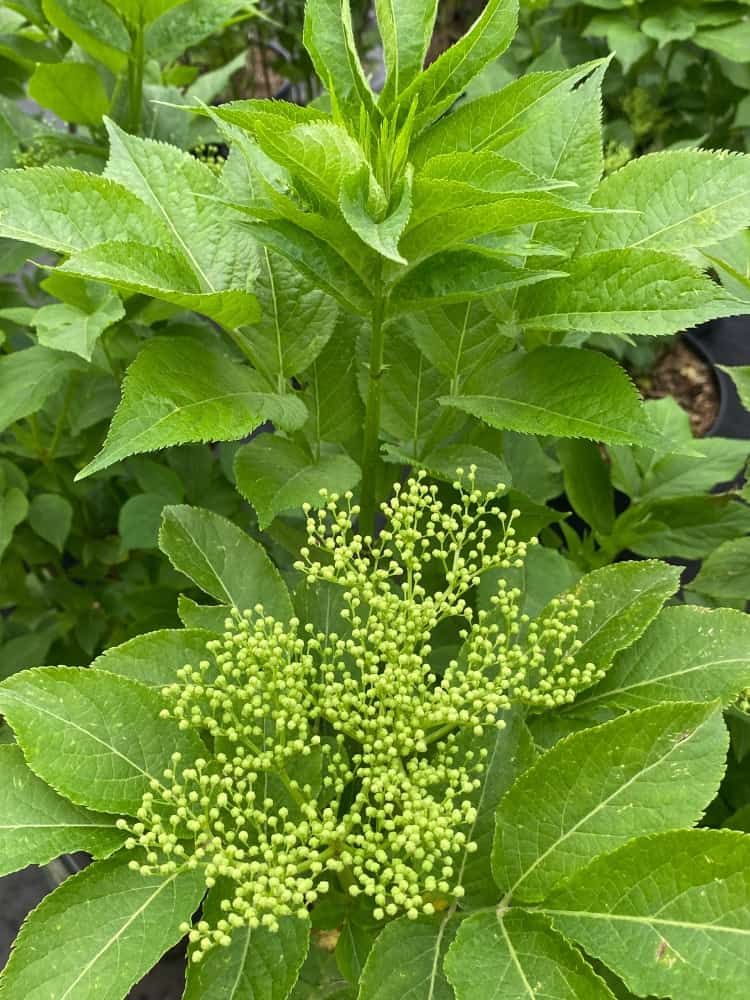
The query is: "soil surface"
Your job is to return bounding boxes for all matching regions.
[632,337,720,437]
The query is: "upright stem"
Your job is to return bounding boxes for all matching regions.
[359,265,386,537]
[127,18,145,134]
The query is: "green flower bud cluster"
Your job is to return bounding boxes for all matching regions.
[120,469,600,959]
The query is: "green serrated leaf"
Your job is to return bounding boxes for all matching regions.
[183,880,309,999]
[0,744,126,877]
[104,119,256,293]
[557,439,614,535]
[42,0,130,74]
[0,667,204,814]
[579,151,750,255]
[0,854,206,1000]
[357,914,460,1000]
[720,365,750,411]
[541,829,750,1000]
[0,346,82,433]
[76,337,305,479]
[34,289,124,361]
[687,537,750,601]
[92,628,214,688]
[27,492,73,551]
[234,435,361,529]
[571,605,750,713]
[178,595,231,631]
[376,0,438,102]
[160,504,293,619]
[0,167,169,253]
[518,249,741,335]
[612,494,750,559]
[455,712,536,907]
[412,63,602,165]
[28,62,110,126]
[0,486,27,560]
[399,0,519,134]
[253,250,338,380]
[495,702,727,902]
[542,561,680,677]
[340,165,413,264]
[441,346,661,446]
[445,910,614,999]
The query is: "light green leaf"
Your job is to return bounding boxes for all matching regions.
[76,337,305,479]
[42,0,130,74]
[28,62,110,126]
[445,910,614,1000]
[177,596,231,632]
[104,119,255,293]
[28,492,73,551]
[340,165,413,264]
[585,15,652,72]
[406,300,511,384]
[0,486,27,560]
[390,250,564,312]
[579,151,750,255]
[183,881,310,999]
[244,220,372,315]
[92,628,214,688]
[400,192,587,262]
[542,561,680,677]
[160,504,293,619]
[455,712,536,907]
[118,493,166,549]
[0,854,206,1000]
[518,249,741,335]
[0,744,125,878]
[357,914,461,1000]
[610,398,749,503]
[542,829,750,1000]
[58,242,260,329]
[501,63,605,205]
[720,365,750,411]
[695,21,750,61]
[0,168,169,253]
[304,322,364,445]
[412,63,603,165]
[612,494,750,559]
[495,702,727,902]
[0,666,204,814]
[688,537,750,602]
[441,346,662,446]
[110,0,183,24]
[303,0,373,118]
[234,436,361,529]
[411,443,512,495]
[376,0,438,101]
[557,439,614,535]
[34,289,124,361]
[399,0,519,134]
[571,605,750,713]
[145,0,255,61]
[252,250,338,380]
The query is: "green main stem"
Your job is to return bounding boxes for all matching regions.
[127,19,145,135]
[359,265,386,537]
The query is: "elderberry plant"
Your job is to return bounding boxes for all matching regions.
[2,473,750,998]
[2,0,750,544]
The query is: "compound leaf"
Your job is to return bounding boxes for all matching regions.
[357,914,460,1000]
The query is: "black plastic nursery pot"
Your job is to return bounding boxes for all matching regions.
[684,316,750,441]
